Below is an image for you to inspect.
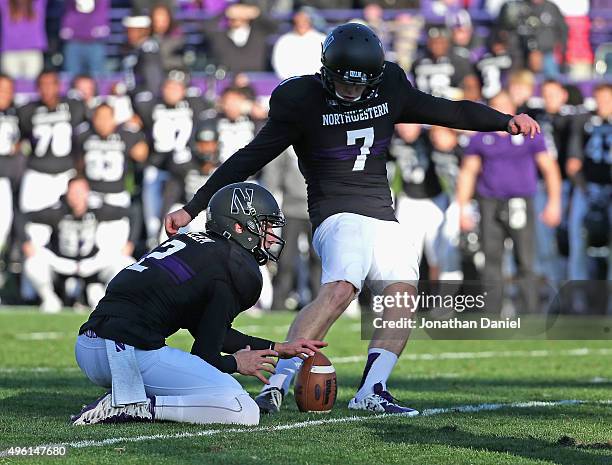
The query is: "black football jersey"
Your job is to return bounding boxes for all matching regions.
[411,53,474,97]
[476,52,513,100]
[390,133,441,199]
[79,232,271,373]
[0,105,20,175]
[18,98,86,174]
[217,114,259,163]
[529,107,575,179]
[123,38,164,95]
[184,61,512,230]
[569,112,612,185]
[25,201,124,260]
[168,152,219,203]
[134,91,208,169]
[75,124,145,194]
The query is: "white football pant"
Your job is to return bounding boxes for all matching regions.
[75,333,259,425]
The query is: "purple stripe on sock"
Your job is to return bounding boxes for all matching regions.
[358,352,381,390]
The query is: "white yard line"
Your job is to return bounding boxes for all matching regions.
[333,347,612,364]
[1,347,611,373]
[0,367,80,373]
[14,331,71,341]
[1,399,606,456]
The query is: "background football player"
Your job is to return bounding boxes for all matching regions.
[75,103,148,213]
[133,70,208,246]
[0,75,20,255]
[17,70,86,213]
[71,182,326,426]
[165,23,541,415]
[22,177,134,313]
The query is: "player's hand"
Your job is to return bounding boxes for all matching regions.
[507,114,541,139]
[164,208,192,236]
[540,201,562,228]
[275,338,328,360]
[233,346,278,384]
[459,208,475,232]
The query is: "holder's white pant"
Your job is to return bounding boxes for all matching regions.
[75,333,259,425]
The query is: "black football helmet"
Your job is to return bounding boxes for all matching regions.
[206,182,285,265]
[321,22,385,106]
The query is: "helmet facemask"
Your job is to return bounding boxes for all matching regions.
[244,211,286,265]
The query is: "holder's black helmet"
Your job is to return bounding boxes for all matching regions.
[321,23,385,105]
[206,182,285,265]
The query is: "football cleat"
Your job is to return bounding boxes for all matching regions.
[71,391,154,425]
[348,383,419,416]
[254,387,284,414]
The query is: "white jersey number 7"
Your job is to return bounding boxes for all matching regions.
[347,127,374,171]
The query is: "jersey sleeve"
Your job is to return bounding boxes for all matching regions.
[567,113,588,161]
[68,99,87,126]
[530,134,548,155]
[222,327,274,354]
[183,114,300,218]
[392,63,512,131]
[132,91,156,129]
[17,103,34,140]
[120,125,146,154]
[190,280,243,373]
[463,134,482,157]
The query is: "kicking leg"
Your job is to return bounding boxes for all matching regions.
[256,281,355,412]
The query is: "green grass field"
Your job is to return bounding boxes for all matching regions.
[0,308,611,465]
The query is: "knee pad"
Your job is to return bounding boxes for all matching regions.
[236,394,260,426]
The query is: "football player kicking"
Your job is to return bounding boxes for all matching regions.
[72,182,326,426]
[165,23,541,416]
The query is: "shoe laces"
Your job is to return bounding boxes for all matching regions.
[373,382,397,404]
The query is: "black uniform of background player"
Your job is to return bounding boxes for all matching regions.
[0,103,21,253]
[18,97,86,175]
[79,231,274,374]
[74,123,146,199]
[183,61,513,230]
[24,202,120,262]
[391,131,443,200]
[133,89,208,172]
[0,104,20,173]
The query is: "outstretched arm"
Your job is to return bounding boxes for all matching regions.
[403,88,541,136]
[165,118,299,235]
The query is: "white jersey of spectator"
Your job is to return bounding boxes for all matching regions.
[272,28,325,79]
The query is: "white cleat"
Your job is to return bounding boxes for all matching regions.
[71,392,153,425]
[348,383,419,416]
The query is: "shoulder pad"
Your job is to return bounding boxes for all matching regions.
[121,121,140,133]
[134,91,154,103]
[186,87,202,98]
[75,121,90,136]
[269,76,317,122]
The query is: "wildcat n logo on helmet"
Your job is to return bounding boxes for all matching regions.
[231,187,254,215]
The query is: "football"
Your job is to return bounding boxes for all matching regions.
[294,351,337,413]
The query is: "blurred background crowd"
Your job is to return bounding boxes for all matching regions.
[0,0,609,315]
